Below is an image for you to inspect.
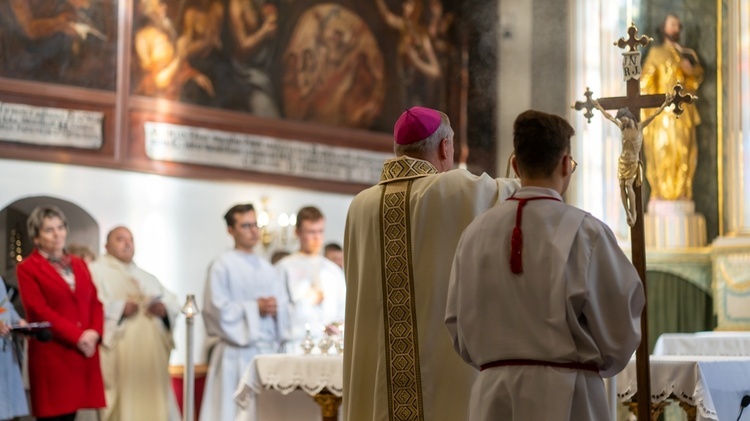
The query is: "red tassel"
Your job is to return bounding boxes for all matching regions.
[507,194,562,275]
[510,226,523,274]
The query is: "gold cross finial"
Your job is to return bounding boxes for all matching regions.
[615,23,651,52]
[670,81,697,117]
[573,87,596,123]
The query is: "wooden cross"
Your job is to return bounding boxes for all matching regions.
[573,23,696,421]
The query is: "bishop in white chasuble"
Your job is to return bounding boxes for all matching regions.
[343,107,518,421]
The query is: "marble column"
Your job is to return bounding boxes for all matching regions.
[721,0,750,236]
[712,0,750,330]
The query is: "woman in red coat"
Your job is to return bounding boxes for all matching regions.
[17,205,105,421]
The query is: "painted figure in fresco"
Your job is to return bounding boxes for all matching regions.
[340,51,382,126]
[177,0,239,107]
[425,0,455,110]
[225,0,280,116]
[375,0,441,107]
[282,4,384,129]
[0,0,116,90]
[133,0,214,100]
[641,13,703,201]
[305,10,378,125]
[427,0,454,53]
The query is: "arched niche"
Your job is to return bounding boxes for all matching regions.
[1,195,100,291]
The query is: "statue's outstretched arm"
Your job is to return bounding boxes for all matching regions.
[639,93,674,129]
[592,100,622,129]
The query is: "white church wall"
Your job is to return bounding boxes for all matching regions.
[0,158,354,365]
[497,0,533,176]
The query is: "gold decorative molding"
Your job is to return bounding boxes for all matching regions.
[678,400,698,421]
[313,391,343,420]
[716,0,724,236]
[713,247,750,329]
[625,400,672,421]
[168,364,209,378]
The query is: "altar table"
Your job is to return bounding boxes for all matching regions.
[653,331,750,356]
[616,355,750,420]
[235,354,343,421]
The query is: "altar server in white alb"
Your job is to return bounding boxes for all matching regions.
[88,226,181,421]
[275,206,345,352]
[445,110,645,421]
[344,106,518,421]
[200,204,290,421]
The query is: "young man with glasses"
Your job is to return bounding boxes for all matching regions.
[200,204,290,421]
[275,206,346,353]
[445,110,645,420]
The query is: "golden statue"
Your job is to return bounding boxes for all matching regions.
[641,13,703,201]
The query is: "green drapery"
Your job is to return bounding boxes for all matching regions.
[646,270,715,352]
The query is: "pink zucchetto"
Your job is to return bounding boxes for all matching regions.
[393,107,442,145]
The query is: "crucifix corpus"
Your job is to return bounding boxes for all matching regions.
[573,23,696,421]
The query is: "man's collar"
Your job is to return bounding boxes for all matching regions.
[379,156,438,184]
[513,186,564,201]
[102,253,133,268]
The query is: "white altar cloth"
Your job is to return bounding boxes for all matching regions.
[616,355,750,420]
[653,331,750,356]
[237,354,343,397]
[235,354,343,421]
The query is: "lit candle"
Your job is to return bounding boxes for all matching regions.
[257,211,269,228]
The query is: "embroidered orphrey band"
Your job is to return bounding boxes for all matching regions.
[379,180,424,421]
[380,156,438,183]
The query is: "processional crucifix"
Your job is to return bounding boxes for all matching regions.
[573,24,696,421]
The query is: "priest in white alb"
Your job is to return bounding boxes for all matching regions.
[88,226,181,421]
[445,110,645,420]
[343,106,518,421]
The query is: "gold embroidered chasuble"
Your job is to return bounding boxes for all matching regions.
[344,155,518,421]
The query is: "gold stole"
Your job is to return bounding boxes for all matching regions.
[378,156,437,421]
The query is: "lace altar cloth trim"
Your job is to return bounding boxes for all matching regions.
[235,354,343,408]
[616,356,750,420]
[617,380,716,419]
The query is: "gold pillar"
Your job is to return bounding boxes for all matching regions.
[722,0,750,236]
[313,390,342,421]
